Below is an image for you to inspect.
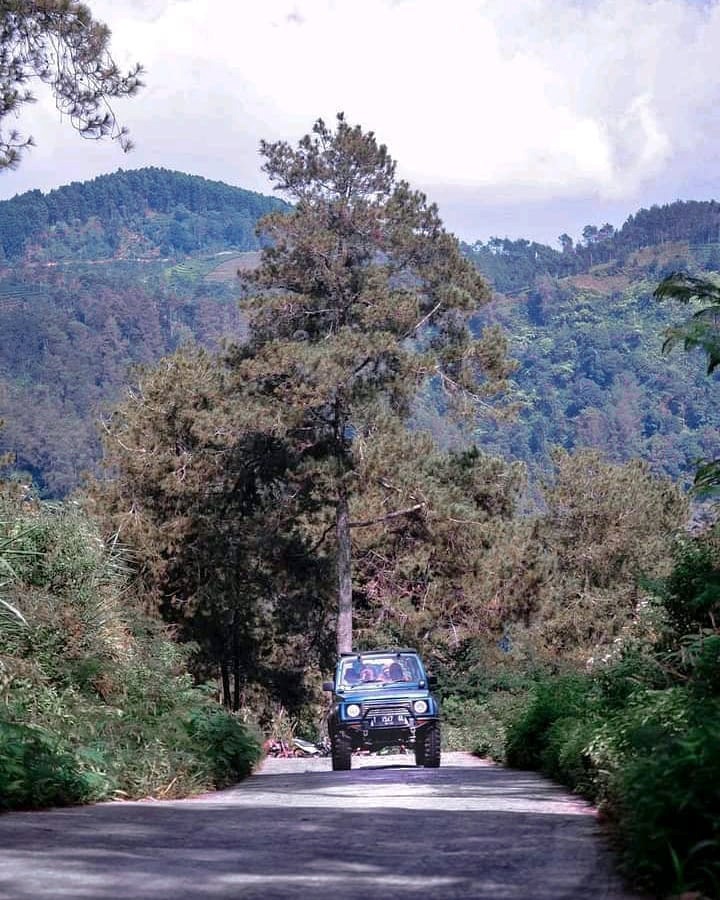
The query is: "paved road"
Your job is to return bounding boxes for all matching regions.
[0,752,638,899]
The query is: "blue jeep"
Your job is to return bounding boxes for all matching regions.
[323,648,441,771]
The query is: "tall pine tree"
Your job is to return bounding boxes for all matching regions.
[236,114,512,652]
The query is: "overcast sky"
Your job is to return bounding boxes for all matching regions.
[1,0,719,246]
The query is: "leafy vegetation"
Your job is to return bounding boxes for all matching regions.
[496,537,720,898]
[463,264,720,487]
[654,270,720,503]
[0,493,261,808]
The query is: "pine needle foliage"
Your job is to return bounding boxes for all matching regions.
[509,449,687,666]
[236,113,514,650]
[0,0,143,168]
[96,346,334,712]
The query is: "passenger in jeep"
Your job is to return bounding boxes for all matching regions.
[388,662,406,681]
[344,664,362,686]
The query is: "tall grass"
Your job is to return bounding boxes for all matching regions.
[0,499,260,808]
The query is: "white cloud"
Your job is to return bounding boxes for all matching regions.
[2,0,720,241]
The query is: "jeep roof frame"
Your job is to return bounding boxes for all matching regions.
[339,648,418,657]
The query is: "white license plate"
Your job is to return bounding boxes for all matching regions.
[368,714,408,727]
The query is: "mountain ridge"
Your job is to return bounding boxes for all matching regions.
[1,168,720,495]
[0,166,287,263]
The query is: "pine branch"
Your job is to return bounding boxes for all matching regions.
[349,503,424,529]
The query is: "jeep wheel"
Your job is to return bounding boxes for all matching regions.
[331,733,352,771]
[421,722,441,768]
[414,739,425,767]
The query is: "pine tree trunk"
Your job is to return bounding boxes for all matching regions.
[220,658,231,708]
[232,611,241,711]
[336,489,353,653]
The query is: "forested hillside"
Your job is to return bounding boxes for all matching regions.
[2,176,720,496]
[0,168,277,494]
[462,203,720,485]
[0,167,286,261]
[464,198,720,293]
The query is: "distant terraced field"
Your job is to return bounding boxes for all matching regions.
[205,251,261,283]
[0,282,51,305]
[167,258,216,281]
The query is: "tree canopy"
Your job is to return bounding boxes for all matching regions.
[91,118,694,714]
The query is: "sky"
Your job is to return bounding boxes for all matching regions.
[2,0,720,246]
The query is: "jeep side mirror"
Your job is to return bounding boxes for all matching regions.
[427,675,438,688]
[322,681,334,692]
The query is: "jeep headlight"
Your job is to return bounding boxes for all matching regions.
[346,703,361,718]
[413,699,428,714]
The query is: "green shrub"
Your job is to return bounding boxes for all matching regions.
[505,674,595,770]
[442,695,508,759]
[685,632,720,696]
[594,647,670,709]
[615,702,720,897]
[0,721,112,808]
[660,542,720,634]
[186,707,261,787]
[502,662,720,897]
[441,660,532,762]
[541,714,600,795]
[438,536,720,898]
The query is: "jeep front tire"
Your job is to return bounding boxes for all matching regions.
[331,733,352,771]
[421,722,441,768]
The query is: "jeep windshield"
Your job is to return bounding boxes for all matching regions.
[338,653,423,689]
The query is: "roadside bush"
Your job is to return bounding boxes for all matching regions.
[504,674,596,771]
[660,542,720,634]
[614,698,720,897]
[442,695,508,760]
[502,663,720,897]
[437,643,541,759]
[594,635,668,692]
[0,720,111,809]
[0,501,261,808]
[186,706,260,787]
[540,714,600,794]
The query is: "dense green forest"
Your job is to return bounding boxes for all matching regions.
[464,198,720,293]
[447,204,720,487]
[2,171,720,497]
[0,167,286,261]
[0,261,250,494]
[468,253,720,485]
[0,168,278,494]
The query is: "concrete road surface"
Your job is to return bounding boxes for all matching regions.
[0,752,639,899]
